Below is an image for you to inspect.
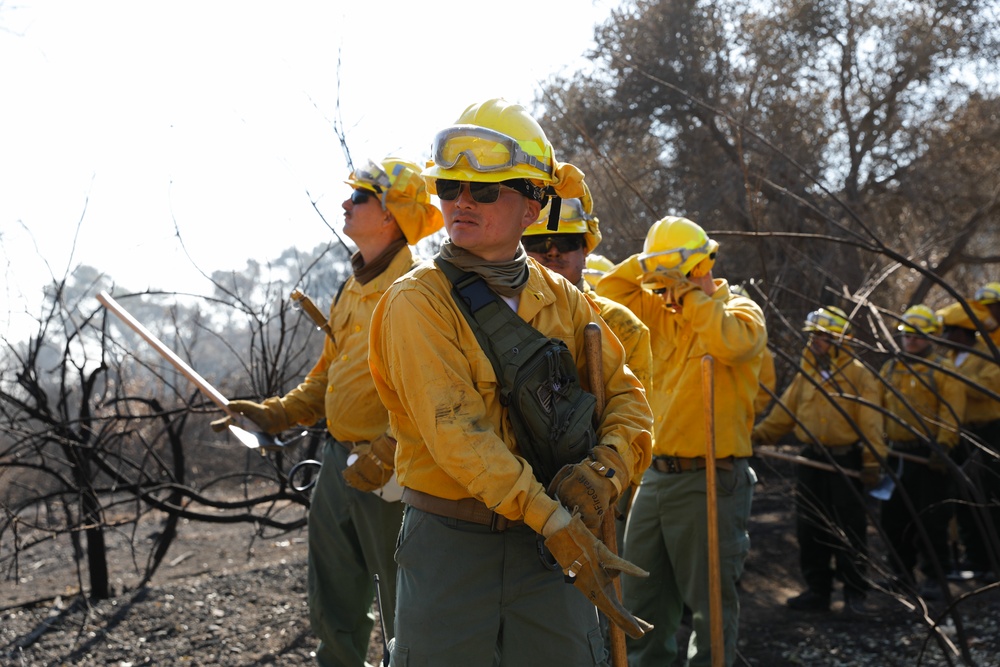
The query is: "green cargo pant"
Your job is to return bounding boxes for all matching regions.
[389,505,608,667]
[309,439,404,667]
[622,459,754,667]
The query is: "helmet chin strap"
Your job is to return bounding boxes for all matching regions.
[546,195,562,231]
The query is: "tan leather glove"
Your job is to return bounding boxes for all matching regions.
[542,507,652,639]
[548,445,626,538]
[210,398,289,435]
[641,267,699,307]
[342,434,397,492]
[860,464,880,491]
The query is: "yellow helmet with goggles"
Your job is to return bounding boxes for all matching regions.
[524,194,602,254]
[975,282,1000,305]
[424,99,588,233]
[638,216,719,279]
[803,306,849,336]
[423,99,555,186]
[345,157,443,245]
[898,304,940,336]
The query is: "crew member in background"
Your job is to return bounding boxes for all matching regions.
[937,301,1000,583]
[752,306,884,615]
[973,282,1000,347]
[522,192,653,583]
[597,216,766,667]
[878,305,965,600]
[218,158,443,667]
[369,98,653,666]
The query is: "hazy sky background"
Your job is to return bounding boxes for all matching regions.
[0,0,616,341]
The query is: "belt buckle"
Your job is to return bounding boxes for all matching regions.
[659,456,681,473]
[490,513,509,532]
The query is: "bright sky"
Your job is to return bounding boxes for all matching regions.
[0,0,615,342]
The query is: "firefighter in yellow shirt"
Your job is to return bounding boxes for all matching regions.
[938,301,1000,582]
[522,193,652,552]
[973,282,1000,348]
[596,216,767,667]
[753,307,885,614]
[219,158,443,667]
[368,99,654,666]
[879,305,965,600]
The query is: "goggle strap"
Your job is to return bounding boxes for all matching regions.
[547,197,562,231]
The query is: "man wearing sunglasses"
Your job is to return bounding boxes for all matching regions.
[523,195,652,548]
[218,158,443,667]
[369,98,653,666]
[596,216,767,667]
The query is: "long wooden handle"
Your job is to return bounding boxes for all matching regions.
[584,322,606,418]
[290,289,335,341]
[584,322,626,667]
[754,447,862,479]
[701,355,724,667]
[97,290,233,414]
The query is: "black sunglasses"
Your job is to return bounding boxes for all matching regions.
[435,179,507,203]
[522,235,585,254]
[351,189,378,205]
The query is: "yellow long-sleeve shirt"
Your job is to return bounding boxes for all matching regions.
[275,247,420,442]
[755,347,777,416]
[596,255,766,459]
[368,258,653,535]
[753,345,886,465]
[879,352,966,448]
[947,338,1000,426]
[582,284,653,392]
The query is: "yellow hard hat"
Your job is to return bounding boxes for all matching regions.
[898,304,940,335]
[524,194,602,254]
[975,282,1000,305]
[638,216,719,278]
[583,254,615,288]
[345,157,443,245]
[423,99,555,186]
[803,306,849,336]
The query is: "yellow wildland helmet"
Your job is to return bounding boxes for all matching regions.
[803,306,850,336]
[898,304,940,335]
[583,254,615,288]
[638,216,719,279]
[345,157,443,245]
[524,184,602,253]
[423,99,555,187]
[975,282,1000,305]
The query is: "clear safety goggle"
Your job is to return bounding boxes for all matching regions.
[550,197,593,224]
[638,238,714,274]
[976,285,1000,303]
[352,159,392,196]
[898,313,938,335]
[432,125,553,177]
[805,310,845,332]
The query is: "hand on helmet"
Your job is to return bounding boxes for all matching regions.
[642,267,699,307]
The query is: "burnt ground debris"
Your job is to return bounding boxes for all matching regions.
[3,451,999,667]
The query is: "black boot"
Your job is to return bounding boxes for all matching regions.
[786,589,830,611]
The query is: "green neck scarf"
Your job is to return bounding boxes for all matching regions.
[437,239,529,298]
